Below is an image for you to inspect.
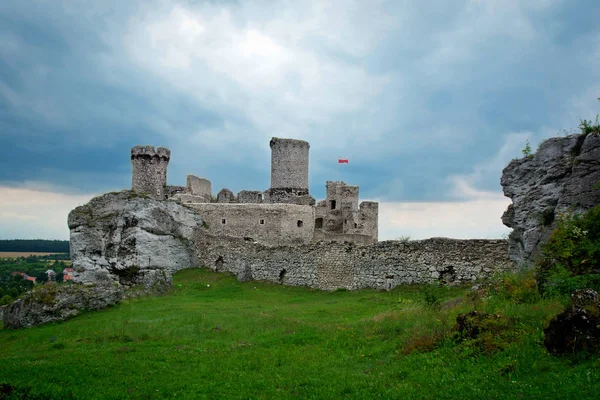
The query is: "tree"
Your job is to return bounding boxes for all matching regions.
[0,294,13,305]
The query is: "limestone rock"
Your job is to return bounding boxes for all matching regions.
[501,133,600,265]
[544,288,600,355]
[3,282,122,329]
[68,191,203,286]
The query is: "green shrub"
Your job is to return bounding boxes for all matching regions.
[537,204,600,297]
[540,264,600,298]
[538,204,600,278]
[423,287,441,308]
[395,235,412,243]
[496,271,539,303]
[522,140,532,157]
[579,115,600,135]
[454,311,516,355]
[486,270,539,304]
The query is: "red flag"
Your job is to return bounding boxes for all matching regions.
[338,158,348,164]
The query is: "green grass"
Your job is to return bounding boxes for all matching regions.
[1,268,599,399]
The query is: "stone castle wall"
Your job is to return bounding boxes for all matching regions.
[195,232,514,291]
[186,203,315,246]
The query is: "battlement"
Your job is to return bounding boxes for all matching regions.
[269,137,310,150]
[131,145,171,161]
[360,201,379,210]
[131,145,170,200]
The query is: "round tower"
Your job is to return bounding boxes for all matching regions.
[131,145,170,200]
[269,137,309,190]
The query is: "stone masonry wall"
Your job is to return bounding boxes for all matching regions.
[131,146,170,200]
[270,137,309,190]
[195,233,515,291]
[312,230,375,245]
[187,203,315,246]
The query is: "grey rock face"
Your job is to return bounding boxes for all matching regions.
[3,282,123,329]
[68,191,203,286]
[501,133,600,265]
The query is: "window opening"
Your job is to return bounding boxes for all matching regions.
[297,220,304,227]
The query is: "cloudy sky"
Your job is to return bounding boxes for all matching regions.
[1,0,599,241]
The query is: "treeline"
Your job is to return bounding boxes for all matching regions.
[0,240,69,253]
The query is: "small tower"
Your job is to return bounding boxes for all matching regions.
[267,137,314,205]
[131,145,170,200]
[270,137,309,191]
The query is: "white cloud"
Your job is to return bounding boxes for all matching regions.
[447,131,533,196]
[379,196,511,240]
[0,186,96,240]
[122,2,391,149]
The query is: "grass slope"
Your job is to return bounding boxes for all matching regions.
[1,268,598,399]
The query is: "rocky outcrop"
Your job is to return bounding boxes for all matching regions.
[3,282,122,329]
[544,288,600,355]
[2,270,173,330]
[68,191,203,287]
[501,133,600,265]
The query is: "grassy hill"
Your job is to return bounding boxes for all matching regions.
[1,268,599,399]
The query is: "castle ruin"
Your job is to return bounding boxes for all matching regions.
[131,137,379,246]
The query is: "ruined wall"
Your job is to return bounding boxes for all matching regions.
[187,175,212,199]
[171,193,208,204]
[238,190,264,204]
[195,233,514,291]
[315,181,378,243]
[131,146,170,200]
[217,188,235,203]
[312,231,375,245]
[186,203,315,246]
[166,185,186,197]
[359,201,379,242]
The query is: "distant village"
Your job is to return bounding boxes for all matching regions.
[11,267,73,285]
[0,246,73,306]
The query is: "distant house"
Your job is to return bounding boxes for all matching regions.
[63,268,74,281]
[46,269,56,281]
